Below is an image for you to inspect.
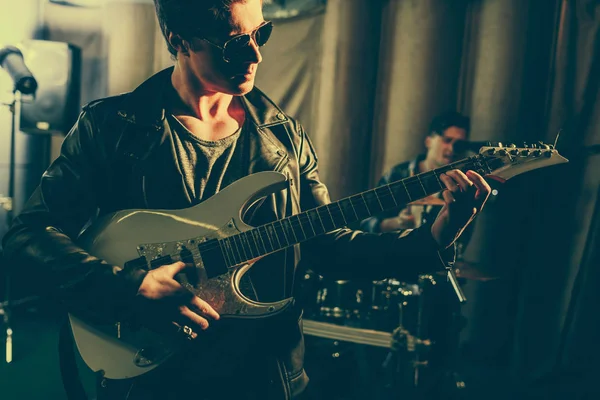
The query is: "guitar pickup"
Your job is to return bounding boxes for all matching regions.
[149,255,173,270]
[123,256,148,271]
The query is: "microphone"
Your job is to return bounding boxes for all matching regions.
[0,45,38,95]
[453,140,493,154]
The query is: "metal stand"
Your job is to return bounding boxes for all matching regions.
[1,90,23,364]
[446,263,467,303]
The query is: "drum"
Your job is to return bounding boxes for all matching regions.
[316,280,368,320]
[367,279,425,332]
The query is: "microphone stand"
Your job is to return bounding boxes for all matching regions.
[439,255,468,395]
[1,89,23,364]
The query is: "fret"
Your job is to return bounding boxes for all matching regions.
[349,195,370,220]
[252,229,268,255]
[307,210,326,235]
[416,175,428,195]
[359,193,373,215]
[259,225,275,253]
[373,190,385,210]
[380,185,398,208]
[294,214,312,239]
[274,221,290,247]
[338,198,358,222]
[281,218,300,243]
[388,182,409,205]
[267,223,283,249]
[218,243,231,268]
[239,233,255,260]
[431,169,445,190]
[420,172,443,194]
[248,231,261,258]
[318,206,337,232]
[220,238,235,267]
[379,185,398,208]
[328,202,348,226]
[222,238,235,266]
[362,191,385,215]
[246,232,261,259]
[401,181,412,201]
[230,235,244,264]
[405,177,427,199]
[228,238,240,266]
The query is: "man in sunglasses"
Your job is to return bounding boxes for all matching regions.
[1,1,490,399]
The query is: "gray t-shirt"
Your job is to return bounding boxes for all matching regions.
[168,114,242,202]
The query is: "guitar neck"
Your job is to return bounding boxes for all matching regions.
[216,157,485,267]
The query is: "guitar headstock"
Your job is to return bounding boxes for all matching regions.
[474,142,568,183]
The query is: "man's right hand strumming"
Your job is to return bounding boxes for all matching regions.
[136,261,220,337]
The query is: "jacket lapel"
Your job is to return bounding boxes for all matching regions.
[111,68,292,209]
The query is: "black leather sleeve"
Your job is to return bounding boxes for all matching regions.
[1,108,147,321]
[294,122,455,281]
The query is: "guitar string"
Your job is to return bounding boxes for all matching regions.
[139,157,483,268]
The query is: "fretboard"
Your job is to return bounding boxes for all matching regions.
[217,157,482,267]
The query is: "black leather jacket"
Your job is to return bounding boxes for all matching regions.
[2,68,448,399]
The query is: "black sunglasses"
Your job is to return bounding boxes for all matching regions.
[201,21,273,63]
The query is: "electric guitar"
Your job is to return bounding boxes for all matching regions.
[69,143,567,379]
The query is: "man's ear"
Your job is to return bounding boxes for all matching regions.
[167,32,190,55]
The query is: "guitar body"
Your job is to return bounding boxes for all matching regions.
[69,171,294,379]
[67,144,568,380]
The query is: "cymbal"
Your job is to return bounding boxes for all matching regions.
[436,261,500,281]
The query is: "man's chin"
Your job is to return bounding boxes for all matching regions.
[229,79,255,96]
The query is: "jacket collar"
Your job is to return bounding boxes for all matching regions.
[116,66,289,129]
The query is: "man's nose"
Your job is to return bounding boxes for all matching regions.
[247,39,262,64]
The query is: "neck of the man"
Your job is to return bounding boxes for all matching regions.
[171,63,236,121]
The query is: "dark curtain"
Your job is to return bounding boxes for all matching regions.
[308,0,600,395]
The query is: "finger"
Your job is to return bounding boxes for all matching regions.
[466,170,491,208]
[445,170,474,193]
[441,188,456,205]
[179,305,210,330]
[163,261,189,276]
[439,174,460,194]
[190,296,220,320]
[399,208,411,217]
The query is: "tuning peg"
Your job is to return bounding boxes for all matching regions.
[532,150,542,157]
[508,143,517,148]
[487,148,496,155]
[510,149,519,155]
[538,142,550,149]
[520,149,530,156]
[498,149,508,156]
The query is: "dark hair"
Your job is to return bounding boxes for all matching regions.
[428,111,470,137]
[154,0,246,57]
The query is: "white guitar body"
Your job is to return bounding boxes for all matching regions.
[69,171,293,379]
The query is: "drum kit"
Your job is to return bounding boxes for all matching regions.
[300,198,500,398]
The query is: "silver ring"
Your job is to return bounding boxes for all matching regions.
[182,325,196,340]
